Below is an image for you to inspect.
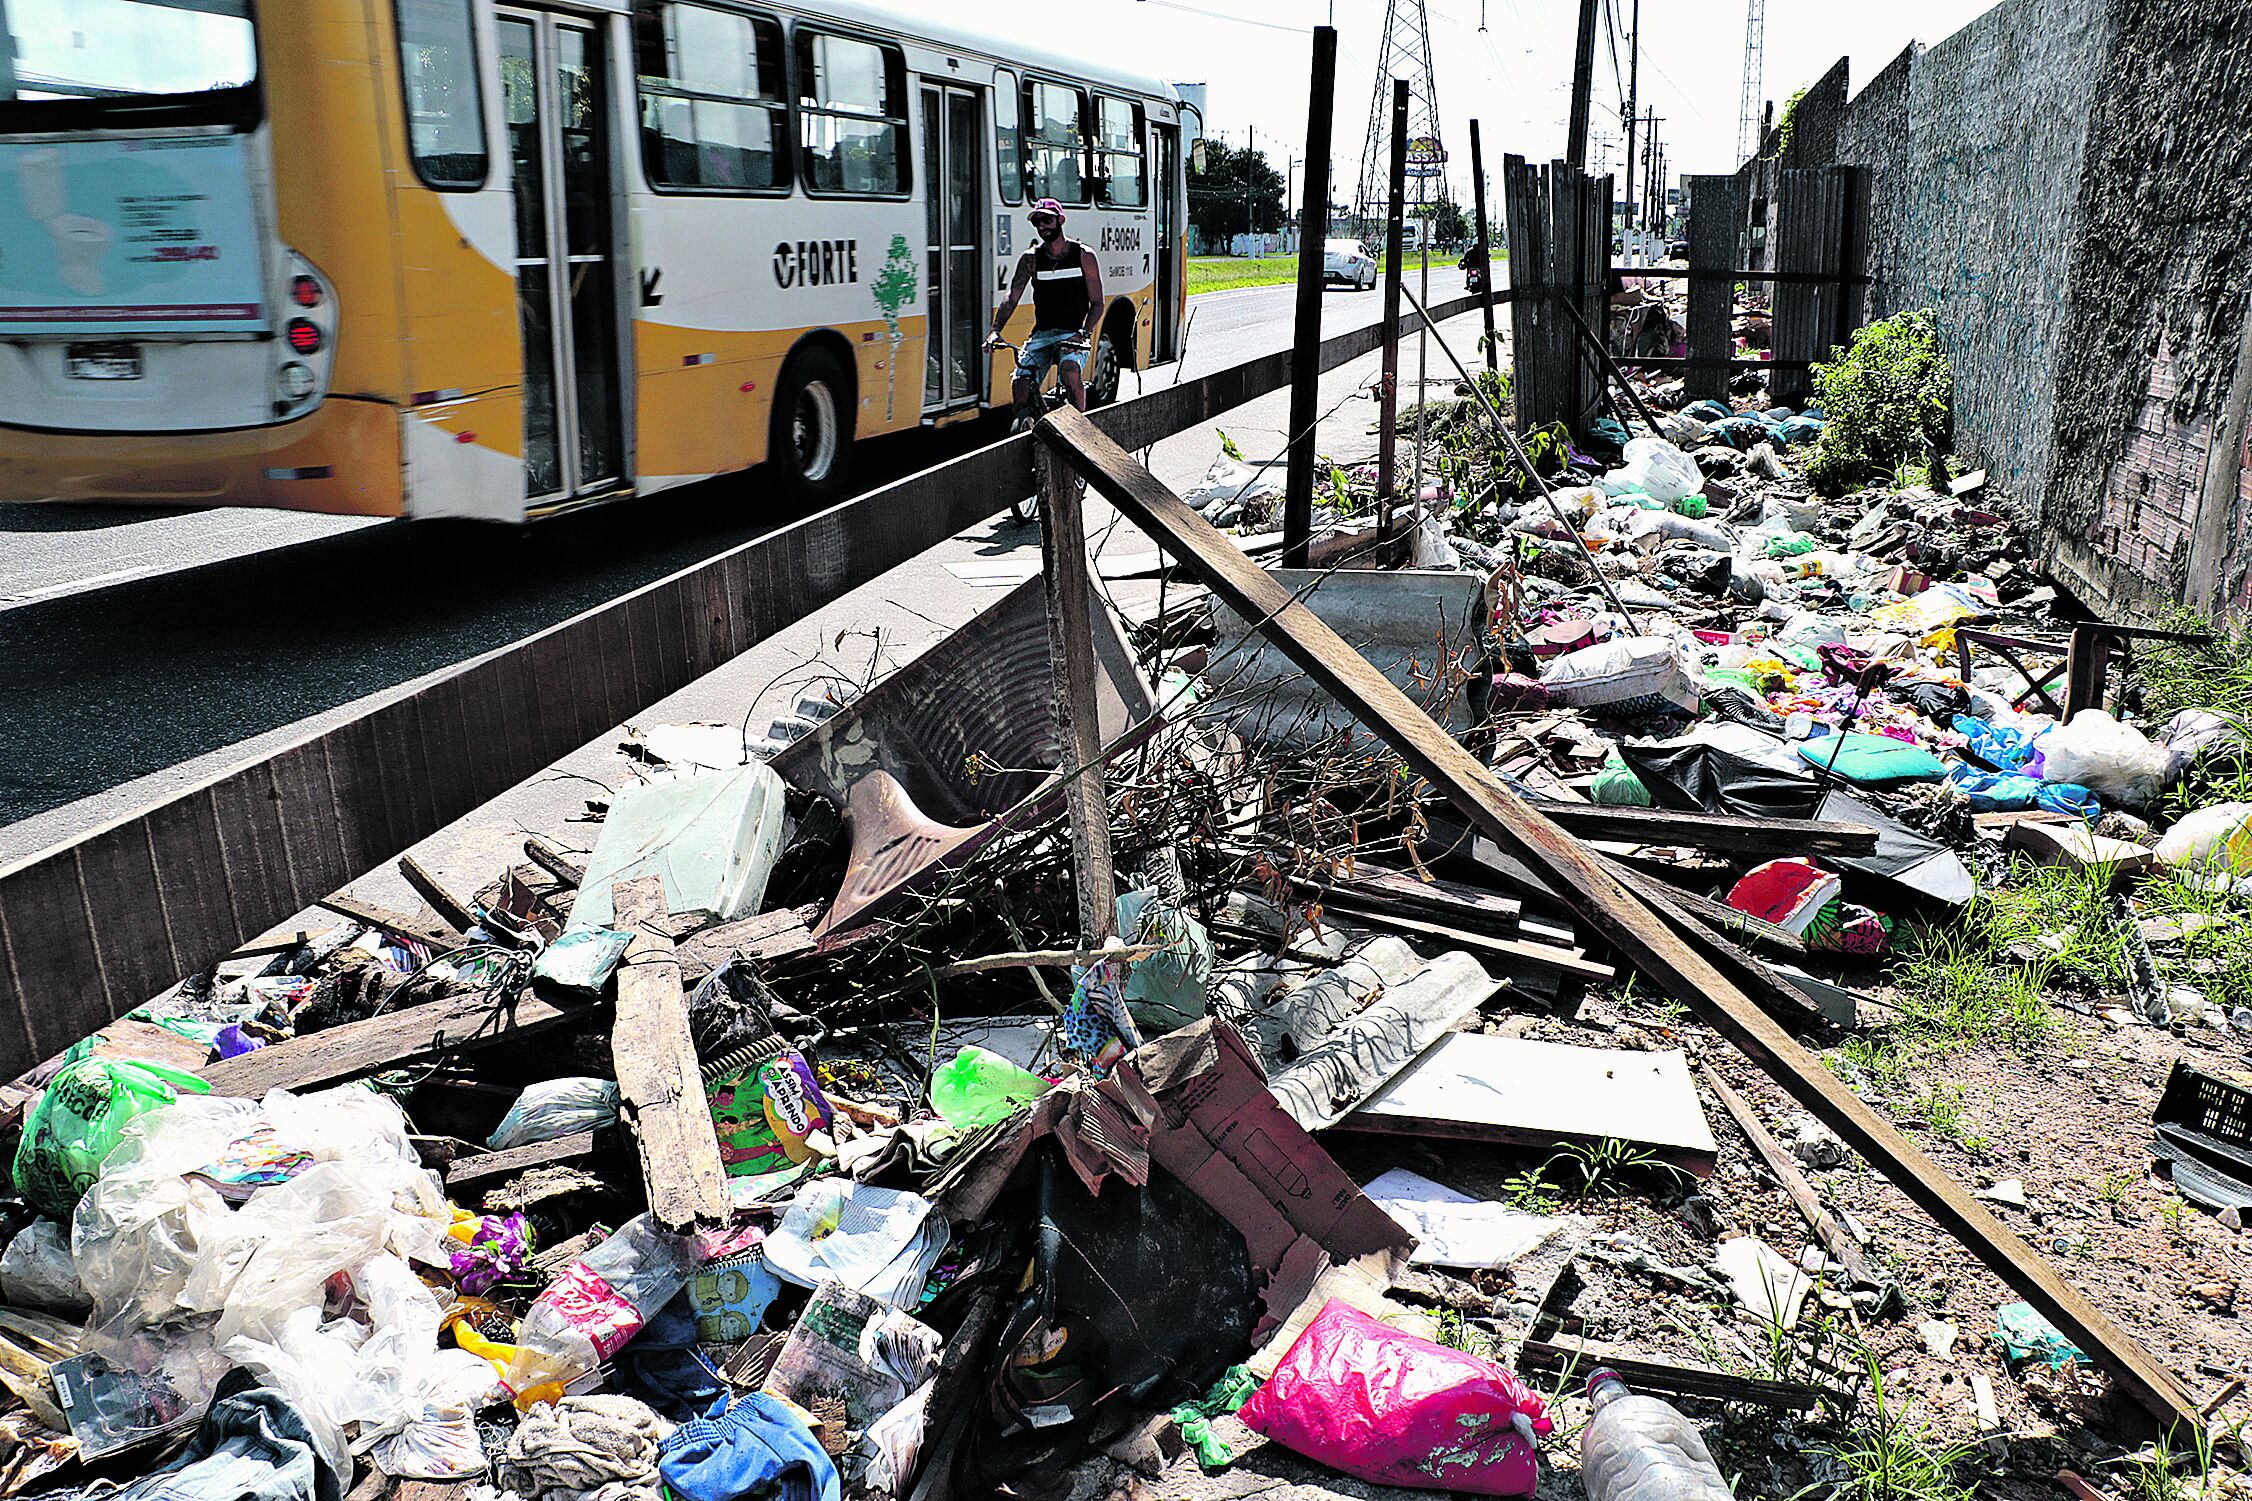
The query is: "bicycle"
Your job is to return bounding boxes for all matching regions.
[989,334,1089,525]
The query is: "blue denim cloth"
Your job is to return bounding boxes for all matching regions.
[1014,327,1088,383]
[658,1392,839,1501]
[110,1384,337,1501]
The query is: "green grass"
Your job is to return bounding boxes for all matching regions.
[1186,249,1455,297]
[1797,1358,1980,1501]
[2125,607,2252,726]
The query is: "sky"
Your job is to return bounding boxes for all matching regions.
[950,0,2003,206]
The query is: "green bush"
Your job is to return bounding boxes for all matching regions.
[1804,308,1953,496]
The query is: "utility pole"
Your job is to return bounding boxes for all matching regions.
[1622,0,1639,238]
[1565,0,1598,169]
[1282,27,1337,569]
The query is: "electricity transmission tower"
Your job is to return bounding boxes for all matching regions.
[1354,0,1441,228]
[1736,0,1765,163]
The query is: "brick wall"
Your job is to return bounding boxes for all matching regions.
[2091,338,2212,607]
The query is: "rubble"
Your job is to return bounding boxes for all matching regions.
[8,296,2252,1501]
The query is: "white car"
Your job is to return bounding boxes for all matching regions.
[1322,237,1379,290]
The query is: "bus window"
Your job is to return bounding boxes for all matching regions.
[1024,80,1088,207]
[1094,95,1145,208]
[396,0,488,188]
[2,0,256,129]
[795,29,908,196]
[635,3,788,192]
[994,68,1023,205]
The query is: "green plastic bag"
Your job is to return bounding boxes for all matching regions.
[1591,755,1654,808]
[1764,532,1815,558]
[14,1057,209,1218]
[929,1046,1050,1130]
[1170,1364,1260,1469]
[1675,494,1709,518]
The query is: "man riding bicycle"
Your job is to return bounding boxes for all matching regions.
[987,198,1106,414]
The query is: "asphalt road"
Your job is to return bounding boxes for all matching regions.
[0,269,1469,863]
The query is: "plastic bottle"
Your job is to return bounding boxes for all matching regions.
[1579,1369,1732,1501]
[500,1213,699,1406]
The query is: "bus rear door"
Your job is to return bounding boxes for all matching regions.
[496,8,629,511]
[918,80,986,416]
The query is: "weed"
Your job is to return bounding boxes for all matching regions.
[2160,1193,2188,1237]
[1217,428,1243,462]
[1500,1163,1564,1215]
[2100,1170,2137,1205]
[1910,1082,1989,1154]
[1548,1138,1692,1199]
[2121,1419,2228,1501]
[1798,1357,1979,1501]
[2124,606,2252,726]
[1805,309,1952,496]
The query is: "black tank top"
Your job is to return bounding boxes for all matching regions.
[1030,239,1091,331]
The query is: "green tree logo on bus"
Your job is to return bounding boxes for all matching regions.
[871,234,916,421]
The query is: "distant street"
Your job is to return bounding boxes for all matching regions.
[0,267,1472,861]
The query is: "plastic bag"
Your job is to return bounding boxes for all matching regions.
[1599,438,1700,506]
[14,1058,210,1218]
[1541,636,1699,717]
[1182,453,1281,516]
[1238,1300,1551,1496]
[2158,802,2252,875]
[928,1047,1050,1129]
[851,1381,934,1496]
[1726,859,1842,937]
[2038,710,2168,809]
[0,1220,85,1313]
[487,1078,620,1151]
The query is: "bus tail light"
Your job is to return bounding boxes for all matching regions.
[290,275,323,308]
[279,363,316,400]
[286,319,323,355]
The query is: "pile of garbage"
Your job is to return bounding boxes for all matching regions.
[3,347,2250,1501]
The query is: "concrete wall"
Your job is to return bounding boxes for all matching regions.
[1749,0,2252,621]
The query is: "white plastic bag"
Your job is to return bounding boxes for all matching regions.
[487,1078,621,1151]
[2157,802,2252,875]
[1602,438,1702,505]
[0,1220,85,1313]
[1181,453,1281,516]
[2038,710,2169,808]
[2161,709,2250,784]
[1408,514,1456,569]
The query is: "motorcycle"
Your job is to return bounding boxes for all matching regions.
[1460,249,1489,296]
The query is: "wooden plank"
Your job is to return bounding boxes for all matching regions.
[1530,802,1879,857]
[144,790,234,984]
[609,878,728,1233]
[1280,25,1338,568]
[677,904,820,970]
[445,1127,620,1193]
[267,743,345,912]
[1701,1064,1894,1307]
[397,854,479,934]
[1033,402,2204,1431]
[1036,445,1117,950]
[1305,901,1613,988]
[1375,77,1409,508]
[202,987,580,1098]
[1343,1033,1719,1174]
[1519,1336,1832,1410]
[522,836,587,888]
[315,894,463,953]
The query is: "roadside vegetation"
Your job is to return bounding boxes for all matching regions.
[1186,248,1468,297]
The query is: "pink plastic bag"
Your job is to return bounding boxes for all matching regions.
[1237,1301,1551,1495]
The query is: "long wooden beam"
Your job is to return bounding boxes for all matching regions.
[1530,802,1879,857]
[0,295,1486,1080]
[1033,403,2202,1432]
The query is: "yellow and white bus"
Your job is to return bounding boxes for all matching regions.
[0,0,1189,520]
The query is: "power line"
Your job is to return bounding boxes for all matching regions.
[1132,0,1313,35]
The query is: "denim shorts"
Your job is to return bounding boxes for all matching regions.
[1014,327,1089,383]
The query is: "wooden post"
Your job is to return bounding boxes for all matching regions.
[1684,174,1741,402]
[1375,78,1410,522]
[1281,26,1338,570]
[1469,120,1499,375]
[2062,624,2108,720]
[609,876,728,1234]
[1565,0,1597,170]
[1035,443,1115,946]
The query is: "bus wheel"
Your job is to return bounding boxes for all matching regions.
[1088,321,1128,407]
[771,346,854,506]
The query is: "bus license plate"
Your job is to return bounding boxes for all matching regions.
[65,345,143,381]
